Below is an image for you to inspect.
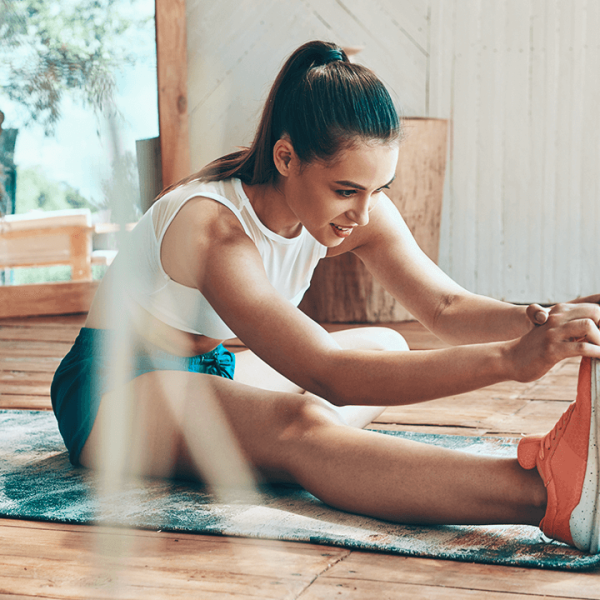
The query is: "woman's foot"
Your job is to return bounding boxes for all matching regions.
[518,357,600,553]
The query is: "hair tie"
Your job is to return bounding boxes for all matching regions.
[322,48,345,64]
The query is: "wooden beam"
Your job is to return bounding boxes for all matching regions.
[0,281,99,318]
[155,0,190,188]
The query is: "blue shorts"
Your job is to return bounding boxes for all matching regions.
[50,327,235,465]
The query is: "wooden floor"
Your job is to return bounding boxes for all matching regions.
[1,314,599,599]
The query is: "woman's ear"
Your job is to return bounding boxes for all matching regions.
[273,138,296,178]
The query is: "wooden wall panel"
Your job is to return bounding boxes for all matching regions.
[430,0,600,303]
[580,0,600,294]
[473,0,505,301]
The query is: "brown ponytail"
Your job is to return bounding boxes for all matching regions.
[158,41,400,198]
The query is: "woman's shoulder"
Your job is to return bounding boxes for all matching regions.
[151,178,242,232]
[163,178,250,244]
[158,180,257,290]
[160,178,248,216]
[159,177,227,201]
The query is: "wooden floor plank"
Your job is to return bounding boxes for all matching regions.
[527,374,581,401]
[0,314,87,328]
[0,357,61,373]
[491,400,572,436]
[0,395,53,410]
[375,395,530,430]
[299,577,583,600]
[0,383,50,396]
[0,371,54,385]
[0,326,80,343]
[316,552,600,600]
[0,340,73,358]
[0,519,347,600]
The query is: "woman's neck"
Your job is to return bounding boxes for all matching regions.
[242,180,302,238]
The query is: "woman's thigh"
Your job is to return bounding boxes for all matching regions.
[78,369,340,484]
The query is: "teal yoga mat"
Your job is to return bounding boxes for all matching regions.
[1,409,599,571]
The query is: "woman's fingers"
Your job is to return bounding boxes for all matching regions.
[526,301,600,330]
[512,308,600,382]
[547,302,600,327]
[560,317,600,347]
[567,293,600,306]
[563,337,600,361]
[526,303,549,325]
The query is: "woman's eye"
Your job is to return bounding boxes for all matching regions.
[337,190,356,198]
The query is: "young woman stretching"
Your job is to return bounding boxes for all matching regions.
[51,41,600,553]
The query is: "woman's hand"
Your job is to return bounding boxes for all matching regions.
[510,302,600,382]
[526,294,600,326]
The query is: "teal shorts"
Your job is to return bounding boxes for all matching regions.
[50,327,235,465]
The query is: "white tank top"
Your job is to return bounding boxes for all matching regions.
[116,178,327,339]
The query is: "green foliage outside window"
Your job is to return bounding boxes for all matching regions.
[15,165,97,213]
[0,0,149,135]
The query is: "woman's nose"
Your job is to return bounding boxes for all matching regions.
[346,195,371,227]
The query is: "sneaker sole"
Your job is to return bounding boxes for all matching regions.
[570,358,600,553]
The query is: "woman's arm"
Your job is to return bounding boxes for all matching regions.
[350,195,536,345]
[189,200,600,408]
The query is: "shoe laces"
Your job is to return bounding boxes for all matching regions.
[541,402,576,457]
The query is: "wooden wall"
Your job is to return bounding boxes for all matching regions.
[430,0,600,303]
[185,0,600,304]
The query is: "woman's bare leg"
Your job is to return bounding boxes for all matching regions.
[234,326,408,428]
[79,368,546,526]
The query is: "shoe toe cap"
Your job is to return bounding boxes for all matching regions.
[517,435,544,470]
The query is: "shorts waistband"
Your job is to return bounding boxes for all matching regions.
[74,327,227,362]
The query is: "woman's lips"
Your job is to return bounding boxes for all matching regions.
[330,223,354,238]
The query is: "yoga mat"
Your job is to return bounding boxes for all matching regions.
[2,409,599,571]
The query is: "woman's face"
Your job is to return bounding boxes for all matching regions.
[282,140,399,247]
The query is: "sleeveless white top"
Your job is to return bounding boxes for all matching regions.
[116,178,327,339]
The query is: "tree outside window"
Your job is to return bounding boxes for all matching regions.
[0,0,155,221]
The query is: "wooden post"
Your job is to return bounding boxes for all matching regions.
[155,0,190,188]
[299,118,448,323]
[69,228,93,281]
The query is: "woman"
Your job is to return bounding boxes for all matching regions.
[51,41,600,552]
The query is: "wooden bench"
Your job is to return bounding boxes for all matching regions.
[0,209,122,281]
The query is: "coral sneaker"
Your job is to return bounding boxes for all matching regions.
[517,357,600,553]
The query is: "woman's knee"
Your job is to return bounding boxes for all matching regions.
[239,392,344,480]
[368,327,409,351]
[274,393,345,444]
[331,326,409,352]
